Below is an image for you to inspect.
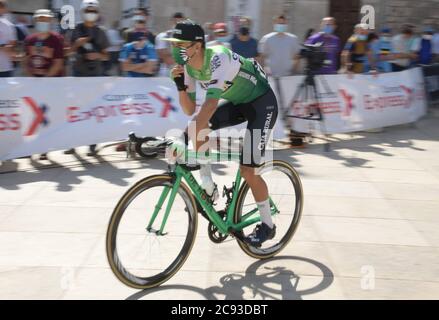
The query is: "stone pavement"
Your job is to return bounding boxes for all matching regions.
[0,110,438,300]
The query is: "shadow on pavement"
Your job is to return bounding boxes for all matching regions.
[0,153,168,191]
[279,121,435,169]
[125,255,334,300]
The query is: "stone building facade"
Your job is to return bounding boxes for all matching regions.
[7,0,439,43]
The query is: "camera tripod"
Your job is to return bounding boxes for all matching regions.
[276,68,331,151]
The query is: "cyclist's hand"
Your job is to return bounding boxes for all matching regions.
[171,65,184,78]
[171,65,187,91]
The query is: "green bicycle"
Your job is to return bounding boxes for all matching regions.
[106,137,303,289]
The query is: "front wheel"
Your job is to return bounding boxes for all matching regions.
[234,160,303,259]
[106,174,198,289]
[135,137,161,158]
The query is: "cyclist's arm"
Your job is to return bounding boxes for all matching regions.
[178,90,196,116]
[191,52,231,151]
[172,65,196,115]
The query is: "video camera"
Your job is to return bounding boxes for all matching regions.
[299,43,327,72]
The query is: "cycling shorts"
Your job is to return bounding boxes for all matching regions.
[208,88,278,167]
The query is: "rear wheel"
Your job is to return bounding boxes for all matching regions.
[106,174,198,289]
[233,160,303,259]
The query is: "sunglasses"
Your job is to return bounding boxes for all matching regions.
[173,42,196,49]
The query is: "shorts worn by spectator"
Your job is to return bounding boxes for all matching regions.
[305,17,340,74]
[0,0,17,77]
[258,15,301,77]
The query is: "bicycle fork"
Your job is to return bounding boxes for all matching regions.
[146,175,182,236]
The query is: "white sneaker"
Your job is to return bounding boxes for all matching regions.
[201,179,219,202]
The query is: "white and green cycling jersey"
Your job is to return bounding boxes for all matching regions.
[183,45,270,105]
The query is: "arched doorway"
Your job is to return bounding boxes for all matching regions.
[329,0,361,47]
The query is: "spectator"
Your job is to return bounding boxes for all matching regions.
[366,32,380,72]
[230,17,258,58]
[259,14,302,147]
[105,21,124,75]
[24,9,65,161]
[207,22,231,49]
[123,8,155,45]
[258,14,301,77]
[372,27,393,73]
[417,26,434,65]
[12,15,29,74]
[0,0,17,77]
[24,10,64,78]
[341,23,373,74]
[155,12,185,76]
[120,31,157,77]
[203,22,214,42]
[65,0,109,156]
[390,24,418,72]
[305,17,341,74]
[15,15,30,38]
[433,28,439,63]
[114,31,157,152]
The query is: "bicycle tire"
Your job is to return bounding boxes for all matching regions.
[135,137,160,158]
[233,160,303,259]
[106,174,198,289]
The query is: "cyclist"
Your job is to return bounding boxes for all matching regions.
[164,20,278,246]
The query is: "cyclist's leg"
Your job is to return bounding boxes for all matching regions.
[208,101,247,130]
[238,89,278,244]
[239,88,278,193]
[199,101,246,197]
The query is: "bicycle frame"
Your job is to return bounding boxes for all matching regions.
[147,162,279,236]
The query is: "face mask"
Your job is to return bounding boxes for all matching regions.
[357,34,367,41]
[322,25,334,34]
[35,22,51,33]
[239,27,250,36]
[84,13,98,22]
[172,46,189,65]
[274,24,287,33]
[380,36,391,42]
[423,34,433,40]
[132,15,145,22]
[216,36,229,43]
